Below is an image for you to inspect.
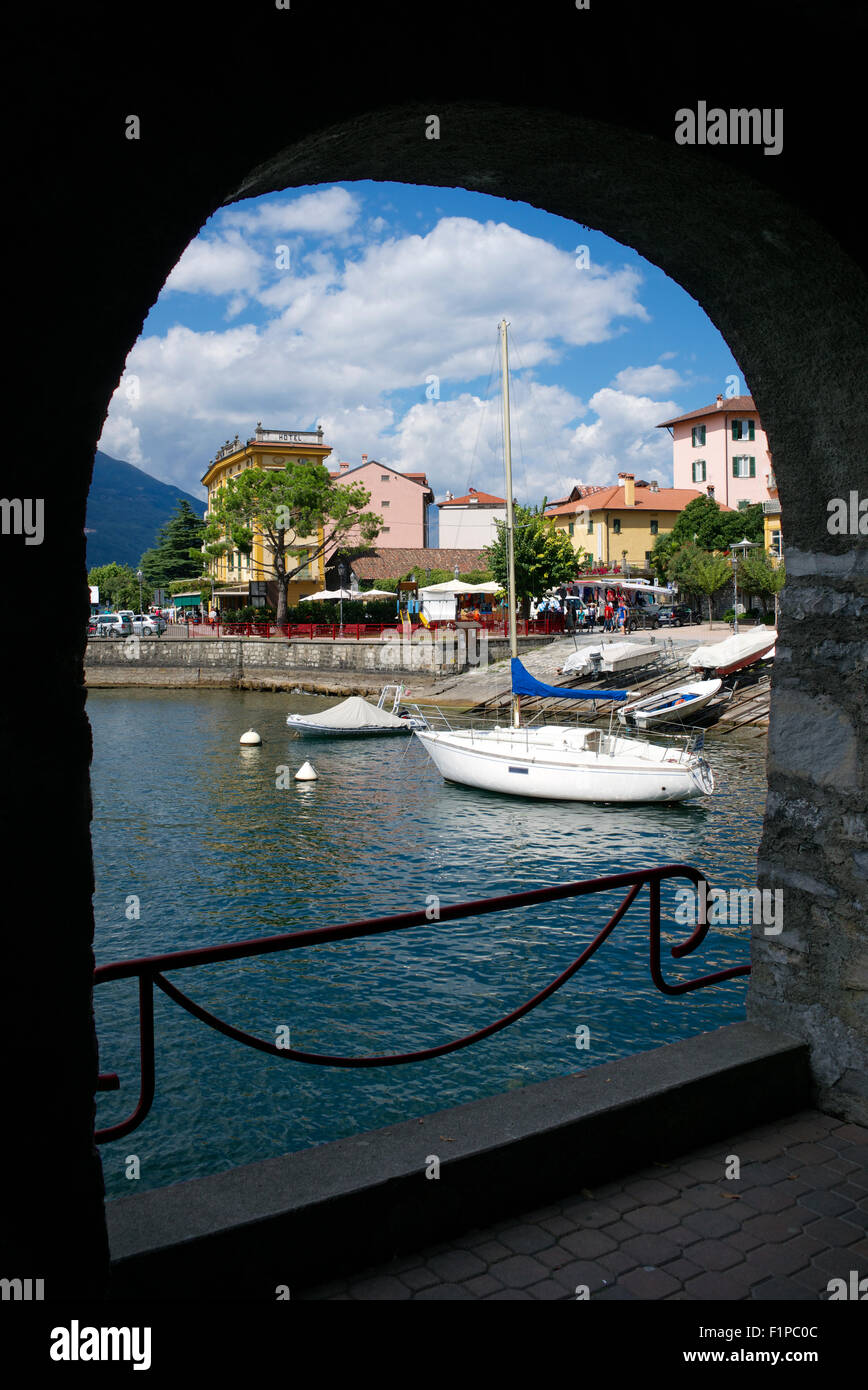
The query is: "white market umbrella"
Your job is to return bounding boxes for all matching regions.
[301,586,394,628]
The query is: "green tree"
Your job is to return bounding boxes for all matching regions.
[737,551,786,621]
[139,500,206,587]
[87,562,148,611]
[201,461,382,624]
[484,507,582,617]
[682,550,732,624]
[668,495,764,552]
[649,531,678,582]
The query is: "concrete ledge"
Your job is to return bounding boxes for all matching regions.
[106,1022,811,1299]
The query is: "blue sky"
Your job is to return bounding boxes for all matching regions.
[98,180,745,506]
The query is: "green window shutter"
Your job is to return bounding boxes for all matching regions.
[732,457,739,477]
[749,457,756,477]
[732,422,738,440]
[748,420,755,441]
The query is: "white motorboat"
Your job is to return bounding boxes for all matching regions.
[287,685,426,737]
[689,628,776,677]
[413,319,715,805]
[618,679,722,729]
[562,641,659,677]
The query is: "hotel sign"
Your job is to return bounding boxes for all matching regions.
[255,429,323,444]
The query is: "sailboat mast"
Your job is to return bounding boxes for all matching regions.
[499,317,520,727]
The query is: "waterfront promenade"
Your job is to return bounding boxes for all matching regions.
[296,1109,867,1301]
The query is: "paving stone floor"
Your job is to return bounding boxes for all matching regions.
[297,1109,867,1300]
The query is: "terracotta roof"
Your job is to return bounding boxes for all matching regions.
[439,489,506,507]
[656,396,757,428]
[546,485,735,515]
[350,548,487,580]
[546,484,608,508]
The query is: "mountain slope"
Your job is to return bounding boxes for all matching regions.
[86,451,206,568]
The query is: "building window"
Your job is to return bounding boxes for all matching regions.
[381,474,390,482]
[587,517,594,534]
[645,552,652,564]
[733,456,756,478]
[568,522,575,536]
[613,518,621,535]
[650,520,659,536]
[381,499,390,507]
[732,419,755,441]
[692,425,706,447]
[692,459,707,483]
[769,529,782,557]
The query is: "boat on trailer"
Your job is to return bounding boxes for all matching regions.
[689,628,776,677]
[287,684,426,738]
[561,641,660,677]
[618,678,722,729]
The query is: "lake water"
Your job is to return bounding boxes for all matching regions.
[89,688,765,1199]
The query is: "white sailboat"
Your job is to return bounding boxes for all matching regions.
[413,319,715,804]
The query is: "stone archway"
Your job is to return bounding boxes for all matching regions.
[228,102,867,1121]
[11,97,865,1297]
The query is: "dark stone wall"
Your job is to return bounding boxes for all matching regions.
[5,0,865,1293]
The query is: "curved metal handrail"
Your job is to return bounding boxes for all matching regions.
[93,863,750,1143]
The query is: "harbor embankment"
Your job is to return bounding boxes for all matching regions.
[84,631,559,696]
[85,626,773,726]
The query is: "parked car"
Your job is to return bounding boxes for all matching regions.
[655,603,695,628]
[132,612,167,635]
[93,612,132,637]
[624,601,663,630]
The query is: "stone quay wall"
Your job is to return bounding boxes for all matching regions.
[84,632,540,687]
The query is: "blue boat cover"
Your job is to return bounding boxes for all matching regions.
[510,657,628,702]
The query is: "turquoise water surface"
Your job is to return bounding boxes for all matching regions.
[89,689,764,1198]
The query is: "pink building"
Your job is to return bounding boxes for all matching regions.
[657,394,775,508]
[329,455,434,550]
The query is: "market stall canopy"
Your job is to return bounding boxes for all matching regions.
[578,579,672,596]
[418,580,503,596]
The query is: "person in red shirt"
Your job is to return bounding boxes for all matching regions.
[604,600,614,631]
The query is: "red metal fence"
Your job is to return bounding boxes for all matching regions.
[176,617,566,640]
[94,863,750,1144]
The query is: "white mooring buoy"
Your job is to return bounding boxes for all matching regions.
[239,729,262,746]
[295,761,318,781]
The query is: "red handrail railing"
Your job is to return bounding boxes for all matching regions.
[94,864,750,1144]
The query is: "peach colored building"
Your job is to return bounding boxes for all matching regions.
[438,488,507,548]
[329,455,434,550]
[657,394,774,508]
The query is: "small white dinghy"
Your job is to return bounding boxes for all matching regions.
[618,678,722,729]
[689,628,777,676]
[286,685,426,738]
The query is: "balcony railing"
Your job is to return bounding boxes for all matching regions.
[94,864,750,1144]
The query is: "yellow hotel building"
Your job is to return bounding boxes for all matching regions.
[201,425,330,610]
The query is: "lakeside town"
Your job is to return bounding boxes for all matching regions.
[86,391,784,657]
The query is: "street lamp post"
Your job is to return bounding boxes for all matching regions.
[730,537,759,634]
[136,569,143,613]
